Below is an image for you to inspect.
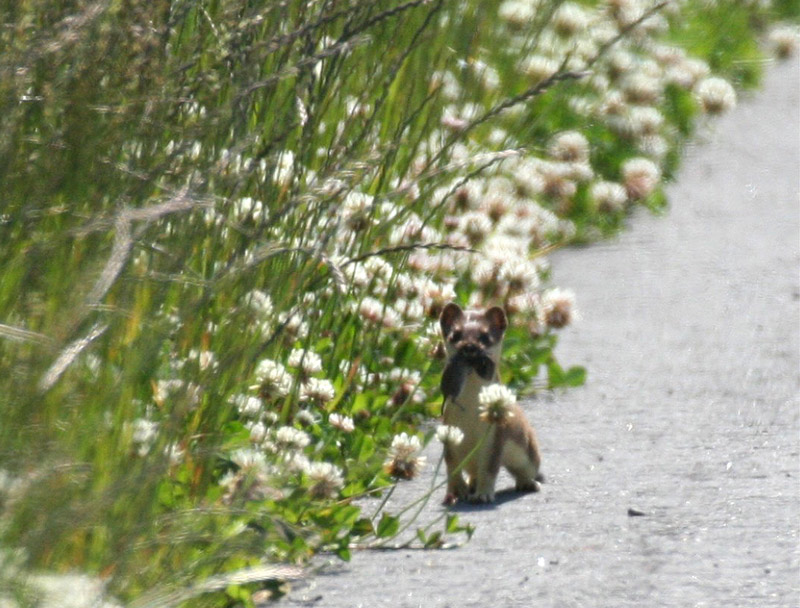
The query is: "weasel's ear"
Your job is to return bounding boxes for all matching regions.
[439,302,464,335]
[484,306,508,337]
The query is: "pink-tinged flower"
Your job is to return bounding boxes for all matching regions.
[548,131,590,164]
[621,157,660,200]
[694,77,736,115]
[590,181,628,213]
[541,287,577,329]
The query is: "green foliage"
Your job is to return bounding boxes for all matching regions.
[667,1,766,89]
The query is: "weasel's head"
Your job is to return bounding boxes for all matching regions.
[439,302,507,365]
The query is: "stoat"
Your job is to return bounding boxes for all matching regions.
[439,302,542,504]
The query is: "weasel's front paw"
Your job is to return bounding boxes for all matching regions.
[468,491,495,504]
[443,492,459,506]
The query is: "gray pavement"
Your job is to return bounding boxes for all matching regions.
[291,55,800,608]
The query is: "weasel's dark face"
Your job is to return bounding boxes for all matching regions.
[439,303,507,365]
[439,303,507,399]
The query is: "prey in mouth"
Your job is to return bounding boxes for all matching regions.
[439,305,505,401]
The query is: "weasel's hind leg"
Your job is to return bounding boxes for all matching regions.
[503,441,541,493]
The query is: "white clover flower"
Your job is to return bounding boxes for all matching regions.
[436,425,464,446]
[229,448,270,472]
[637,134,668,161]
[447,179,484,212]
[306,461,344,499]
[537,161,577,201]
[394,298,425,322]
[274,426,311,450]
[341,191,376,230]
[356,295,382,321]
[665,57,710,89]
[519,55,559,85]
[621,157,661,200]
[622,72,663,105]
[363,256,394,281]
[478,384,517,424]
[246,420,268,443]
[131,418,158,456]
[483,233,528,264]
[281,451,311,474]
[694,76,736,115]
[552,2,590,38]
[222,448,279,503]
[288,348,323,375]
[153,378,184,404]
[541,287,577,329]
[231,394,264,419]
[188,141,202,160]
[253,358,293,400]
[329,413,355,433]
[296,409,319,426]
[628,106,664,137]
[233,197,263,221]
[343,260,370,288]
[387,368,421,385]
[384,432,426,480]
[498,257,541,294]
[590,180,628,213]
[277,311,309,340]
[243,289,273,317]
[607,49,635,79]
[299,377,336,405]
[768,25,799,59]
[499,0,536,27]
[418,281,456,316]
[548,131,590,164]
[458,211,494,245]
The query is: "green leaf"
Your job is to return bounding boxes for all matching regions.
[562,366,586,387]
[336,544,352,562]
[376,513,400,538]
[423,531,442,548]
[332,504,361,527]
[355,433,375,462]
[351,517,375,537]
[445,514,460,534]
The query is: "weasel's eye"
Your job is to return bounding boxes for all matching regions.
[478,332,491,346]
[449,330,462,343]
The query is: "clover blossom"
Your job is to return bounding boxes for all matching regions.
[478,384,517,425]
[384,432,426,480]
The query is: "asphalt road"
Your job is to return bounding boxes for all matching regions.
[290,55,800,608]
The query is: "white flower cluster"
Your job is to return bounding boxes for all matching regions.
[478,383,518,424]
[143,0,753,513]
[384,432,426,480]
[436,424,464,446]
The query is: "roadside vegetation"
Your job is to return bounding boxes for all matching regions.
[0,0,796,605]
